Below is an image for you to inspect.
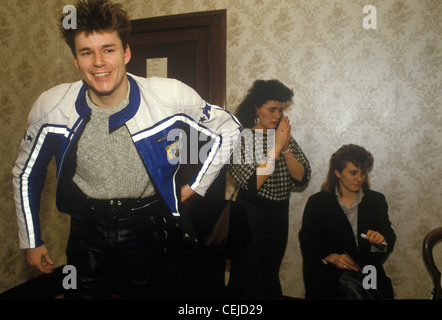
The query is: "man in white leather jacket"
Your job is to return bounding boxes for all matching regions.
[12,0,240,298]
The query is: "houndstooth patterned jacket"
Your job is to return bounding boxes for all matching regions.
[229,129,311,201]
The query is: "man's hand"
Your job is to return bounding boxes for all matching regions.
[26,245,54,274]
[181,184,196,203]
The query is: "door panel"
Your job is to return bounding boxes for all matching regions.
[127,10,225,107]
[127,27,209,101]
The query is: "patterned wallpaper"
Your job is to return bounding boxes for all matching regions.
[0,0,440,299]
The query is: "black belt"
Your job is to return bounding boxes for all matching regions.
[84,194,160,211]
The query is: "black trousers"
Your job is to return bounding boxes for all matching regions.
[228,195,289,299]
[64,194,168,299]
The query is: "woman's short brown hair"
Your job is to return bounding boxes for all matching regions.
[60,0,131,55]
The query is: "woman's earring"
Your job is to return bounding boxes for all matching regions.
[254,117,259,125]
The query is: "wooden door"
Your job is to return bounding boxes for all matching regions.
[127,10,226,108]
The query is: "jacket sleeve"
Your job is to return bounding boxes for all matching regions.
[12,94,57,249]
[299,193,345,298]
[358,192,396,264]
[374,193,396,253]
[187,103,242,196]
[288,136,311,187]
[299,194,334,261]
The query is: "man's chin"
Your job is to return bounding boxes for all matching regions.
[87,85,115,97]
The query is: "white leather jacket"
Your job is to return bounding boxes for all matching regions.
[12,74,241,249]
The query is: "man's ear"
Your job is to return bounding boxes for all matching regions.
[124,44,131,65]
[73,55,79,70]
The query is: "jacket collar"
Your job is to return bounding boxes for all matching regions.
[75,74,141,131]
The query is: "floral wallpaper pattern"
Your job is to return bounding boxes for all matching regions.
[0,0,440,299]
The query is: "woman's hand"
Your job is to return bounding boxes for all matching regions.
[275,116,291,157]
[365,230,386,247]
[325,253,358,271]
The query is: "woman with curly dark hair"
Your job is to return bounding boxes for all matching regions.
[228,80,311,298]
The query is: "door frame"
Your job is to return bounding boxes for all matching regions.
[130,10,227,109]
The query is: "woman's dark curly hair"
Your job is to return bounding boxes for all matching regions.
[321,144,374,195]
[60,0,131,56]
[235,79,294,128]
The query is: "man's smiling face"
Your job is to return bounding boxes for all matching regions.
[73,30,131,108]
